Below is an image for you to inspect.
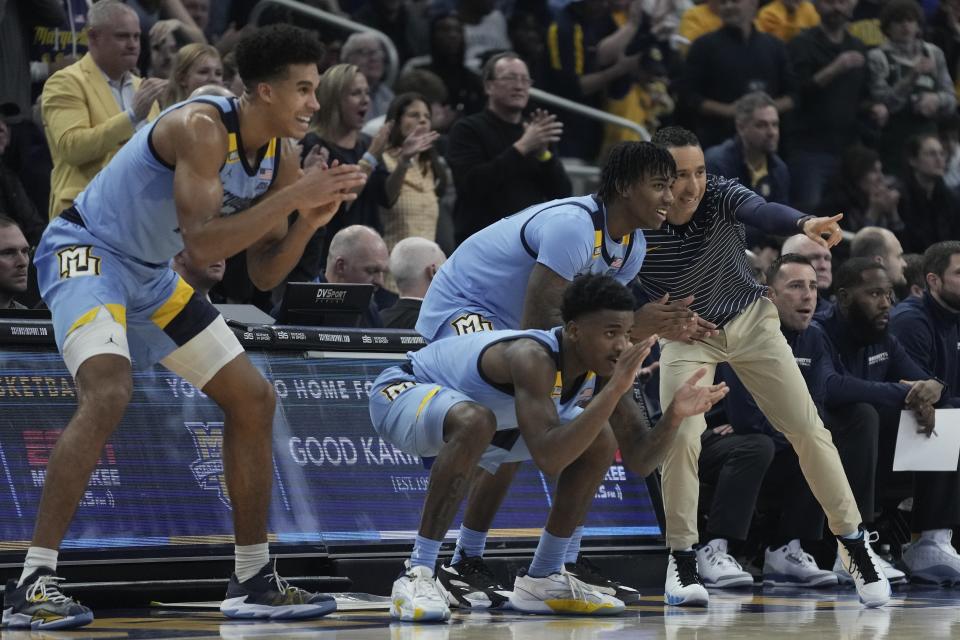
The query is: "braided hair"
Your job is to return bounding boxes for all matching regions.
[597,141,676,203]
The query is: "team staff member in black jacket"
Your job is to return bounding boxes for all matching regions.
[889,241,960,585]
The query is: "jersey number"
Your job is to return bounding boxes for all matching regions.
[57,246,101,279]
[450,313,494,336]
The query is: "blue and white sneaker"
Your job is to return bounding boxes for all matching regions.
[902,530,960,586]
[220,563,337,620]
[763,540,838,587]
[664,551,709,607]
[2,568,94,630]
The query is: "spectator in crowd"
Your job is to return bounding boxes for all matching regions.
[352,0,429,64]
[381,236,446,329]
[816,258,951,582]
[677,0,722,48]
[172,249,225,301]
[898,253,926,300]
[126,0,206,45]
[162,43,222,106]
[319,225,392,327]
[405,13,485,120]
[379,93,443,254]
[507,10,581,107]
[940,115,960,196]
[303,63,390,271]
[0,216,30,310]
[719,255,903,587]
[27,0,83,94]
[146,19,179,79]
[925,0,960,108]
[848,0,884,46]
[458,0,510,70]
[0,0,65,116]
[756,0,820,41]
[545,0,649,159]
[817,145,901,232]
[850,226,908,291]
[363,69,454,138]
[42,0,164,218]
[0,108,46,248]
[680,0,795,148]
[341,32,394,121]
[866,0,956,175]
[890,241,960,583]
[446,52,571,245]
[897,133,960,255]
[181,0,214,40]
[705,92,789,204]
[782,233,834,316]
[787,0,885,213]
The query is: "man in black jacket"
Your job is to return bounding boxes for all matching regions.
[446,52,572,245]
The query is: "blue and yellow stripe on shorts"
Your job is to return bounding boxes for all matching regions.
[150,277,220,346]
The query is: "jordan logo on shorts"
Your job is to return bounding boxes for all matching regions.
[57,246,101,279]
[450,313,493,335]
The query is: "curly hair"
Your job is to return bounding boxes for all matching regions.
[597,141,676,202]
[235,24,324,89]
[561,275,635,323]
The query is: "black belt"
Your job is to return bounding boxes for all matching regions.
[60,206,85,228]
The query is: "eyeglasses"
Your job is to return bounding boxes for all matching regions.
[492,74,533,86]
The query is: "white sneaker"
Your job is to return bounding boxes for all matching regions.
[391,562,451,622]
[902,529,960,586]
[834,552,907,585]
[664,551,709,607]
[508,570,624,615]
[695,539,753,588]
[763,540,838,587]
[837,531,891,607]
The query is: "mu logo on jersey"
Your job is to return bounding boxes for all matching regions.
[57,246,100,279]
[185,421,231,509]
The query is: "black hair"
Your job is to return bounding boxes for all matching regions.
[767,253,814,284]
[904,132,941,161]
[902,253,925,294]
[561,274,635,323]
[234,25,324,89]
[0,215,21,230]
[651,126,700,149]
[880,0,923,35]
[384,92,448,196]
[834,257,887,291]
[923,241,960,282]
[597,141,676,202]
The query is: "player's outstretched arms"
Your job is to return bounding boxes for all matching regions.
[510,337,652,475]
[611,367,728,476]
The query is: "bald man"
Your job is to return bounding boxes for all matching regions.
[850,227,907,289]
[782,234,833,316]
[322,225,391,327]
[382,237,446,329]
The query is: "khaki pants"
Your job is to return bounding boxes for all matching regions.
[659,297,862,550]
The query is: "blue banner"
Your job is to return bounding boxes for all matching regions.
[0,346,660,552]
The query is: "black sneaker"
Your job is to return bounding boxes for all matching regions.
[564,554,641,604]
[2,568,93,630]
[435,549,512,609]
[219,562,337,619]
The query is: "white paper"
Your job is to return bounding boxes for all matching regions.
[893,409,960,472]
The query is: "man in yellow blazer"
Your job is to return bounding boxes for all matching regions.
[41,0,166,219]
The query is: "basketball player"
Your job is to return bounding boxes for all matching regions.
[642,126,889,608]
[371,275,729,621]
[415,141,715,607]
[2,25,366,630]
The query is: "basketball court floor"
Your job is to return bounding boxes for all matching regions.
[4,586,960,639]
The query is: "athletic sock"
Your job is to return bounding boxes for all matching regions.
[564,526,585,564]
[411,535,443,573]
[235,542,270,583]
[452,526,487,564]
[528,530,571,578]
[19,547,58,587]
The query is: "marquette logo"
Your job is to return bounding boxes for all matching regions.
[316,288,348,304]
[57,246,100,279]
[185,421,231,509]
[795,357,812,368]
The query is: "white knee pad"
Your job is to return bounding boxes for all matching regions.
[62,307,130,378]
[161,315,245,390]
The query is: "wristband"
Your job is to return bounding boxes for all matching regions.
[537,150,553,162]
[361,151,379,168]
[796,214,815,232]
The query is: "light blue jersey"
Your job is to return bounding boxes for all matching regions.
[70,95,281,264]
[415,195,646,341]
[369,327,596,473]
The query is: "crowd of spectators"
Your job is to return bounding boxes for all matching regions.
[0,0,959,584]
